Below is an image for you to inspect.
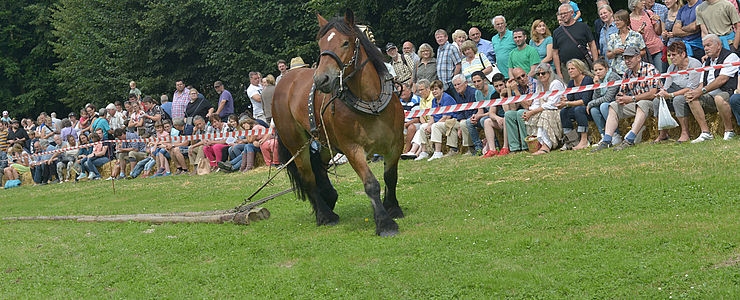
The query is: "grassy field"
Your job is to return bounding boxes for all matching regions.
[1,140,740,298]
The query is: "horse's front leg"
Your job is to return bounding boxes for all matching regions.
[344,147,398,236]
[383,159,404,219]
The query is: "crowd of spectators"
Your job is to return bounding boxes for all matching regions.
[5,0,740,187]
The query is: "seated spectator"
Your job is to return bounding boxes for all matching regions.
[220,117,266,173]
[557,59,594,150]
[462,71,500,156]
[130,134,158,179]
[77,132,109,180]
[72,133,92,179]
[259,121,279,167]
[481,73,512,157]
[503,67,538,153]
[523,63,566,155]
[587,59,622,143]
[54,134,78,182]
[168,118,194,175]
[688,34,738,142]
[654,41,702,143]
[427,78,463,161]
[107,103,126,130]
[400,82,421,152]
[402,79,458,161]
[150,121,172,177]
[187,116,211,175]
[31,139,56,185]
[400,79,435,160]
[593,46,662,151]
[3,144,32,186]
[109,128,147,180]
[202,115,229,172]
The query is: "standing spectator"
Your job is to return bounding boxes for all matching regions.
[402,41,421,65]
[141,96,163,136]
[593,0,611,50]
[607,10,648,76]
[469,27,495,64]
[491,16,517,79]
[8,119,29,150]
[674,0,704,59]
[629,0,665,72]
[530,20,555,69]
[185,88,212,125]
[553,4,598,82]
[127,101,145,135]
[87,104,111,140]
[59,118,77,143]
[35,115,54,143]
[661,0,685,48]
[687,35,738,142]
[386,43,413,85]
[275,59,288,84]
[592,46,662,152]
[646,0,669,21]
[460,40,493,86]
[160,94,172,120]
[107,103,126,130]
[413,43,438,84]
[596,5,619,61]
[261,75,276,124]
[696,0,740,50]
[0,121,9,153]
[213,80,235,122]
[129,81,141,101]
[507,28,542,78]
[451,30,468,53]
[1,111,10,123]
[245,72,266,122]
[435,29,463,95]
[171,80,189,120]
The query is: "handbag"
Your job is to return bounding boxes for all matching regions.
[478,53,500,82]
[658,96,679,130]
[560,25,593,68]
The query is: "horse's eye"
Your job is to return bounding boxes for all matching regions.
[342,40,350,47]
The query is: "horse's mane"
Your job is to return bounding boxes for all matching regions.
[317,17,389,78]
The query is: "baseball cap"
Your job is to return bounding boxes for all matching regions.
[623,46,640,57]
[385,43,397,51]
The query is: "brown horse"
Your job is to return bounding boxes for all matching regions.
[272,10,405,236]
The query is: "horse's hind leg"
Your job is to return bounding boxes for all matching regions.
[345,149,398,236]
[383,160,404,219]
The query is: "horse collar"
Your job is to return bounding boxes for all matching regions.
[334,73,395,115]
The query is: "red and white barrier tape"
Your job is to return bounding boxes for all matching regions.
[405,60,740,119]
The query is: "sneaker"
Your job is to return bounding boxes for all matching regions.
[612,139,634,151]
[117,174,126,180]
[591,141,612,152]
[482,149,498,158]
[76,173,87,180]
[427,152,444,161]
[105,176,114,181]
[496,147,510,156]
[443,149,459,157]
[87,173,95,179]
[414,152,430,161]
[724,131,736,140]
[149,172,162,178]
[400,151,417,160]
[612,133,623,146]
[162,172,171,177]
[462,148,476,156]
[218,161,233,173]
[691,132,714,143]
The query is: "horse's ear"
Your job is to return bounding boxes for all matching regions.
[344,9,355,26]
[317,13,328,27]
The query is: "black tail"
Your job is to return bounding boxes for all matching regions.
[277,134,308,201]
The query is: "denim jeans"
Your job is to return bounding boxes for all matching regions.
[729,94,740,125]
[85,156,110,177]
[590,102,612,135]
[465,116,488,151]
[560,106,589,132]
[131,157,154,177]
[229,144,245,160]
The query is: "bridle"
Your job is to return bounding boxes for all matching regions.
[318,36,370,92]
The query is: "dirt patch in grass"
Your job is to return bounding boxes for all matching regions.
[713,254,740,269]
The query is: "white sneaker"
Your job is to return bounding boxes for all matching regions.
[691,132,714,143]
[414,152,430,161]
[724,131,736,140]
[611,133,623,146]
[427,152,444,161]
[400,151,417,160]
[87,173,95,179]
[105,176,114,181]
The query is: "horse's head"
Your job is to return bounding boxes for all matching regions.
[314,10,361,94]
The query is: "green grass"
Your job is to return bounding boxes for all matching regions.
[2,140,740,298]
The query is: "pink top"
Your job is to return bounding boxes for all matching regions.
[630,12,663,56]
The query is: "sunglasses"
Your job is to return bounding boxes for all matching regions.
[536,72,548,76]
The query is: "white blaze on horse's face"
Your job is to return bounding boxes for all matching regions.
[327,32,335,42]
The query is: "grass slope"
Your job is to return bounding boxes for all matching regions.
[1,141,739,298]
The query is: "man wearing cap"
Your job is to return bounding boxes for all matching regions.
[687,34,739,142]
[387,42,413,85]
[1,111,10,123]
[107,103,126,130]
[593,46,662,151]
[212,80,234,122]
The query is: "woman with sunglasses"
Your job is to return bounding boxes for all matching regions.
[522,63,566,155]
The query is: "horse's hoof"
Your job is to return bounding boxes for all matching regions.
[316,213,340,226]
[386,207,405,219]
[377,229,399,237]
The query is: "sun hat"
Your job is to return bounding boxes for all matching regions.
[289,57,309,70]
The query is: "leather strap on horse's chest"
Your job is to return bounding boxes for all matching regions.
[337,73,395,115]
[308,83,319,135]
